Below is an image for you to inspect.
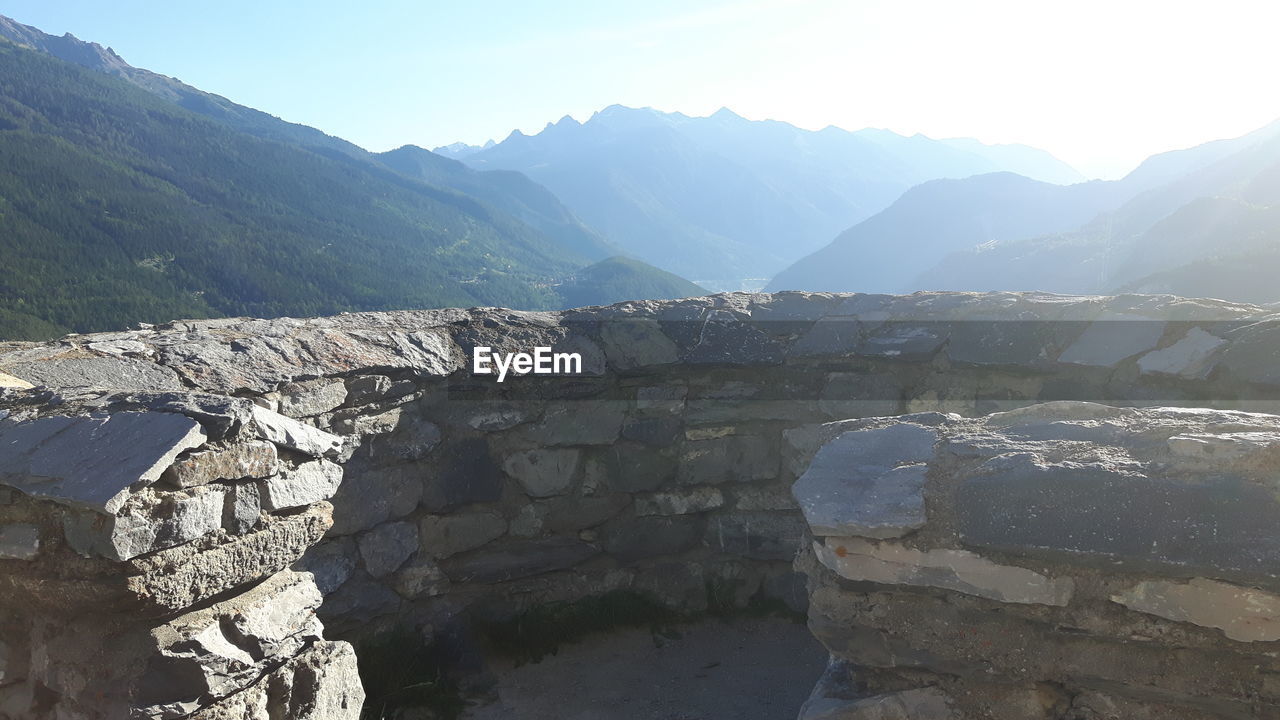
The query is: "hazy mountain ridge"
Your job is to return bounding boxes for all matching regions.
[773,118,1280,303]
[451,105,1083,286]
[914,123,1280,298]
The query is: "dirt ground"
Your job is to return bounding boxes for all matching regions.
[460,616,827,720]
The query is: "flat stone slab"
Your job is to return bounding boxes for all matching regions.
[954,457,1280,583]
[1057,314,1166,367]
[251,406,341,457]
[793,425,936,539]
[1112,577,1280,642]
[815,537,1074,606]
[0,411,206,513]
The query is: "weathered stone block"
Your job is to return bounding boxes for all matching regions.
[165,440,278,488]
[1057,314,1165,367]
[603,515,702,563]
[1137,327,1226,378]
[250,406,341,457]
[278,379,348,417]
[443,537,599,583]
[0,525,39,560]
[1112,577,1280,642]
[502,448,580,497]
[815,538,1074,606]
[259,460,343,512]
[635,487,724,516]
[419,512,506,559]
[222,481,261,535]
[793,425,935,539]
[705,512,806,560]
[677,435,778,485]
[0,412,206,513]
[357,521,418,578]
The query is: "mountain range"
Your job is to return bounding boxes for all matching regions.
[0,15,703,340]
[438,106,1084,289]
[770,115,1280,303]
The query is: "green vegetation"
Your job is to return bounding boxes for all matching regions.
[0,40,585,340]
[556,256,707,309]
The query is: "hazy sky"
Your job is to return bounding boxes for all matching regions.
[6,0,1280,178]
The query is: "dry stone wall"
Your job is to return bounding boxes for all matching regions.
[0,389,363,719]
[794,402,1280,719]
[4,291,1280,716]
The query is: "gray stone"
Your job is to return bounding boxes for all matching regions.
[419,512,506,559]
[2,356,183,391]
[222,482,262,535]
[0,411,206,513]
[856,323,947,360]
[164,440,278,488]
[733,485,798,511]
[818,373,903,419]
[1057,314,1166,366]
[295,537,358,595]
[1112,578,1280,642]
[793,425,936,539]
[0,524,39,560]
[596,444,677,493]
[517,402,625,446]
[1219,321,1280,385]
[393,556,451,599]
[705,512,807,560]
[599,318,680,369]
[442,537,599,583]
[342,374,392,405]
[954,456,1280,584]
[277,379,348,417]
[422,437,504,510]
[532,494,631,533]
[202,640,363,720]
[634,385,687,413]
[318,570,402,624]
[357,521,418,578]
[64,484,228,560]
[635,487,724,516]
[1138,327,1226,378]
[791,317,862,356]
[144,570,325,716]
[502,448,580,497]
[369,420,442,462]
[604,515,701,563]
[814,537,1074,606]
[327,463,422,535]
[259,459,343,512]
[250,406,341,457]
[132,504,331,613]
[677,435,778,485]
[621,415,682,446]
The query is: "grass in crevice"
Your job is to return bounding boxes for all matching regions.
[355,630,465,720]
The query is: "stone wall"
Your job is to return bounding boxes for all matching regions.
[793,402,1280,718]
[4,291,1280,715]
[0,389,362,719]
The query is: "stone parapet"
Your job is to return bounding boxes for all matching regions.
[0,389,362,719]
[794,401,1280,719]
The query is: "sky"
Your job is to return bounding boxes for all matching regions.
[5,0,1280,179]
